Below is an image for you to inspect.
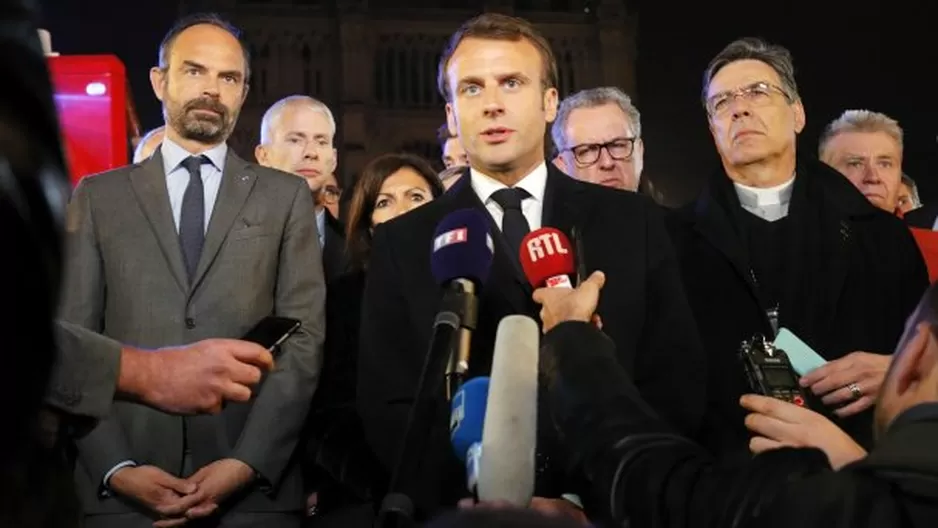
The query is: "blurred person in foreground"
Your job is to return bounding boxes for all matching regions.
[477,270,938,527]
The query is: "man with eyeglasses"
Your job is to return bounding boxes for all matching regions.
[256,95,348,282]
[665,38,927,458]
[551,87,644,191]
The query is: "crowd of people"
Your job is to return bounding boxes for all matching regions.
[2,1,937,527]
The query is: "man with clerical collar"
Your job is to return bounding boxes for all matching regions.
[665,37,928,458]
[357,12,706,524]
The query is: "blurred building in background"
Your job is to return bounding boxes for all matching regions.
[179,0,636,184]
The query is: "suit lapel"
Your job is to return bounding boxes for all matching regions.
[448,171,531,314]
[543,165,586,251]
[190,152,257,293]
[129,152,188,293]
[789,174,851,335]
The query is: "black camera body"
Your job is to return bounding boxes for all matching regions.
[739,334,809,407]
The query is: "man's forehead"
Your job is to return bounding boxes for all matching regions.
[830,132,901,157]
[275,106,332,135]
[566,104,632,139]
[708,59,781,96]
[449,37,543,78]
[170,25,244,69]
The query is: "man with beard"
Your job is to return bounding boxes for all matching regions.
[59,13,325,528]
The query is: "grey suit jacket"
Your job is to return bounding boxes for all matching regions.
[46,320,122,421]
[59,149,325,515]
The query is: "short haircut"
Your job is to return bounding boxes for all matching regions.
[818,109,904,160]
[345,153,445,271]
[551,86,641,152]
[702,37,799,107]
[437,13,558,102]
[259,95,336,145]
[133,126,165,163]
[158,13,251,84]
[437,123,456,149]
[901,173,921,208]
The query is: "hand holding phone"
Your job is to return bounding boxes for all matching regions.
[241,316,301,357]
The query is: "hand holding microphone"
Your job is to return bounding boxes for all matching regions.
[532,271,606,333]
[520,227,604,332]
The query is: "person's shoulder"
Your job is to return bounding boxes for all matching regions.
[247,161,307,189]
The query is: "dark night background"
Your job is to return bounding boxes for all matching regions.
[38,0,936,206]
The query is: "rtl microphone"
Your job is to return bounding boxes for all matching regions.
[477,315,539,507]
[519,227,576,289]
[429,209,495,400]
[449,376,489,495]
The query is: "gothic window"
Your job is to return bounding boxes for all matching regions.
[562,49,576,96]
[423,50,435,106]
[410,48,422,106]
[396,49,408,108]
[302,42,313,94]
[258,43,270,96]
[399,141,439,165]
[373,36,450,109]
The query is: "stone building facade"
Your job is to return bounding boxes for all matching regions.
[179,0,636,185]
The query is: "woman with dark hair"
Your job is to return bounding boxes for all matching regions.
[304,153,445,527]
[344,153,445,271]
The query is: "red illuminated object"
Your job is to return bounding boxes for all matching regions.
[48,55,128,186]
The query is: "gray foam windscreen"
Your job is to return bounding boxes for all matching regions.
[478,314,539,506]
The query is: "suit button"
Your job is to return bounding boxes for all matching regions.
[185,317,195,329]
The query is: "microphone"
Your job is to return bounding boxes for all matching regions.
[519,227,576,289]
[378,209,493,527]
[477,315,539,506]
[449,376,489,495]
[430,209,494,400]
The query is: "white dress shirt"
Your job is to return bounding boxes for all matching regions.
[160,137,227,233]
[734,176,795,222]
[470,162,548,232]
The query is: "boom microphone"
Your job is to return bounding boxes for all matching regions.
[430,209,494,399]
[477,315,539,506]
[519,227,575,289]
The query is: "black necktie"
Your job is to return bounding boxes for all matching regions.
[491,187,531,261]
[179,155,208,282]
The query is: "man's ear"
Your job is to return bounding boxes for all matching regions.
[893,322,932,395]
[254,144,268,166]
[149,67,166,102]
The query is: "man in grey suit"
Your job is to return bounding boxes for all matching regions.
[59,13,325,528]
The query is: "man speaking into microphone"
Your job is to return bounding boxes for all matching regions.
[358,12,706,521]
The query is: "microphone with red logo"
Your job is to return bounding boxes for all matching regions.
[519,227,576,289]
[520,227,603,331]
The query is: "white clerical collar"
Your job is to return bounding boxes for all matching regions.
[469,162,548,204]
[734,176,795,222]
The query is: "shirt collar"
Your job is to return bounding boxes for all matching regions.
[469,161,548,204]
[160,136,228,176]
[733,176,795,210]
